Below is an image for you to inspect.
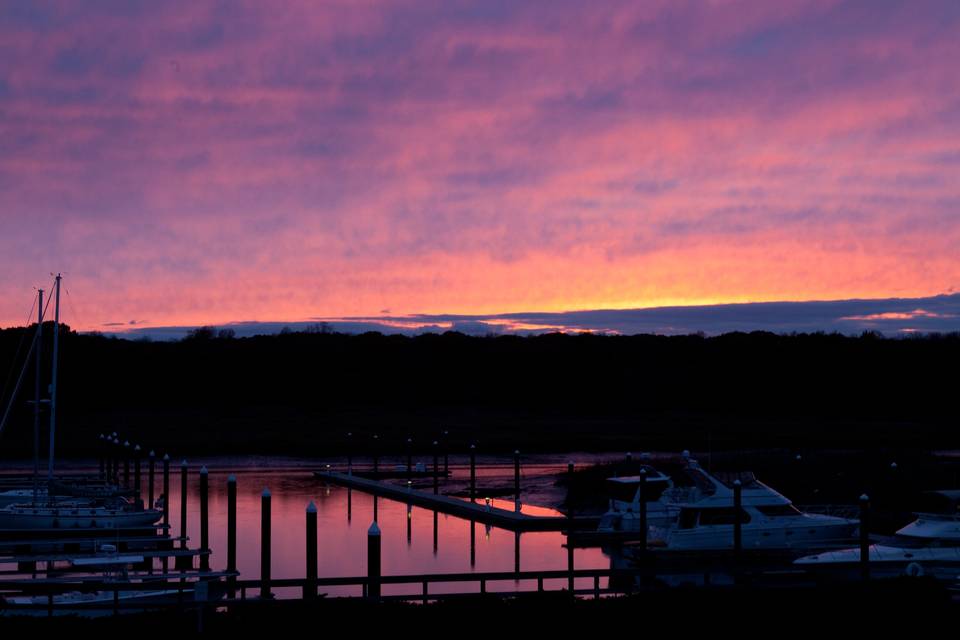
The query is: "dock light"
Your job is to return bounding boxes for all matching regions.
[796,455,803,461]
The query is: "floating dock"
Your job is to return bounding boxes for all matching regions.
[314,470,599,532]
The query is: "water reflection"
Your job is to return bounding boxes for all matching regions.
[167,467,611,597]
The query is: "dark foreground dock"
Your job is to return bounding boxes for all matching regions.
[314,471,599,531]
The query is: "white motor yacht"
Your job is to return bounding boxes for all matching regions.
[597,465,677,532]
[795,490,960,580]
[602,453,858,551]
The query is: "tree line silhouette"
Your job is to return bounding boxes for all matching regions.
[1,324,957,457]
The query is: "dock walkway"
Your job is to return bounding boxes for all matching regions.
[314,471,598,532]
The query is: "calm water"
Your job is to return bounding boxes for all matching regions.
[12,455,619,597]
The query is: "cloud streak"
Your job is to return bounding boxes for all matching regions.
[110,293,960,340]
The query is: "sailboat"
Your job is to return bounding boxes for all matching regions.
[0,275,162,529]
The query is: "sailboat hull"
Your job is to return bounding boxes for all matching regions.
[0,507,162,529]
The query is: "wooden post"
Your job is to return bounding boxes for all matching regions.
[112,437,120,483]
[733,479,743,554]
[123,440,131,488]
[148,450,156,508]
[469,444,476,503]
[261,488,272,599]
[514,450,521,512]
[180,460,188,549]
[227,475,237,585]
[407,437,414,480]
[98,434,106,480]
[368,522,381,602]
[407,503,412,544]
[639,467,648,556]
[514,531,521,575]
[162,454,170,526]
[470,519,476,566]
[199,466,209,572]
[568,460,575,593]
[433,441,439,495]
[134,445,142,497]
[443,430,449,474]
[373,434,379,475]
[306,501,318,599]
[346,432,352,476]
[860,494,870,581]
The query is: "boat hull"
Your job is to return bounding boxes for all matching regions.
[664,516,859,551]
[0,508,161,529]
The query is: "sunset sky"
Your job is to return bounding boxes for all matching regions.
[1,1,958,335]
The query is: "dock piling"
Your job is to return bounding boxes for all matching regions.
[346,432,353,476]
[227,475,237,584]
[368,522,381,602]
[443,430,449,474]
[98,434,106,480]
[733,479,743,554]
[261,488,272,599]
[199,466,209,571]
[162,454,170,526]
[306,501,318,599]
[373,434,379,474]
[860,494,870,581]
[567,461,575,593]
[514,450,521,512]
[433,441,439,495]
[639,467,648,556]
[174,459,189,570]
[148,450,156,508]
[134,444,142,496]
[123,440,131,488]
[179,460,188,549]
[407,437,413,481]
[469,444,476,503]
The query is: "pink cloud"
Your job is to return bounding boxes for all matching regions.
[1,1,959,329]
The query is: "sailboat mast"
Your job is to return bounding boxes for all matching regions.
[33,288,43,503]
[47,274,61,481]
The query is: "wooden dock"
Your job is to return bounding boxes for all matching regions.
[314,471,598,532]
